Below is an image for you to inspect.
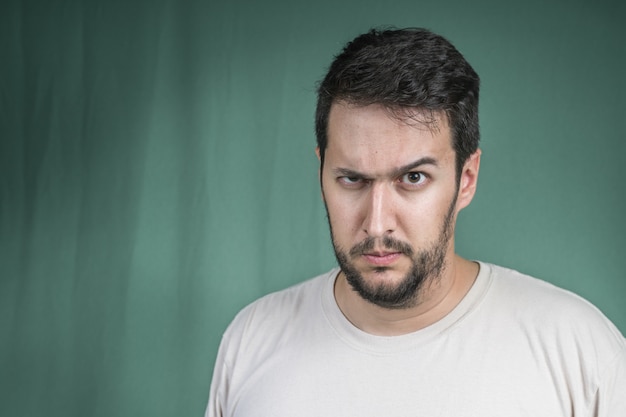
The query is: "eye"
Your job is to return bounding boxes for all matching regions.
[400,172,427,186]
[337,176,366,188]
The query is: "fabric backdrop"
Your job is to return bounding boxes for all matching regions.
[1,0,624,416]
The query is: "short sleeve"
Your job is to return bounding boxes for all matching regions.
[593,342,626,417]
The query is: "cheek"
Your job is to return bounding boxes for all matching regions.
[326,200,358,230]
[397,194,454,236]
[324,196,364,242]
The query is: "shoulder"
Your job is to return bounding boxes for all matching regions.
[231,268,335,326]
[486,263,616,321]
[482,262,625,356]
[217,269,337,358]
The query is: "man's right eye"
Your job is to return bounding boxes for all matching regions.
[337,176,364,187]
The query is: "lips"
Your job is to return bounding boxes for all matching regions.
[362,251,402,266]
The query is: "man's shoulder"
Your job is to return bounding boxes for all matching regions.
[223,269,337,337]
[486,262,603,311]
[215,268,338,368]
[244,268,335,311]
[482,262,625,347]
[485,262,601,316]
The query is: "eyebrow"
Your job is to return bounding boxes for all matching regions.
[332,157,439,179]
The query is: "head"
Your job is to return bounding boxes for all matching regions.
[315,28,480,181]
[315,28,481,309]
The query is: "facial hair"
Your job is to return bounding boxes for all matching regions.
[327,193,457,310]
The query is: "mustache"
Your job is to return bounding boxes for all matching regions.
[349,236,414,257]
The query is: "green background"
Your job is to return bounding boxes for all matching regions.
[1,0,624,415]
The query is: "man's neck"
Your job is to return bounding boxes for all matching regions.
[333,256,479,336]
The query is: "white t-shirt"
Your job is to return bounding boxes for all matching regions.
[206,262,626,417]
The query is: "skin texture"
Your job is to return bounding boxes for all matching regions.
[318,102,481,336]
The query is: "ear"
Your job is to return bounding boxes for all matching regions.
[455,149,481,212]
[315,146,321,161]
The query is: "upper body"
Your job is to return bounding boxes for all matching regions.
[206,28,626,415]
[206,263,626,417]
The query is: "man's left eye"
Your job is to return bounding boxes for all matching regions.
[400,172,426,185]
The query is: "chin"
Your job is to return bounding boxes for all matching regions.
[344,265,426,309]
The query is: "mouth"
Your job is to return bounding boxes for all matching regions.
[362,251,402,266]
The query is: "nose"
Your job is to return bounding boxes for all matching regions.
[362,183,396,237]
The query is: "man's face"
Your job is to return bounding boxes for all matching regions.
[320,102,474,309]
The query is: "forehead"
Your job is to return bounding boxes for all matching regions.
[326,102,454,170]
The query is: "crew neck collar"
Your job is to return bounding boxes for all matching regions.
[321,262,493,354]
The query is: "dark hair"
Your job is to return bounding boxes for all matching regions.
[315,28,480,178]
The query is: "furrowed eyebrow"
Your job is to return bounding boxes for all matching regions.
[332,157,438,180]
[332,167,367,179]
[389,157,438,178]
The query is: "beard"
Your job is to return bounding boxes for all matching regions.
[327,193,457,310]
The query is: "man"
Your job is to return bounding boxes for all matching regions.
[205,28,625,416]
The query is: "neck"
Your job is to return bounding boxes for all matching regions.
[334,255,479,336]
